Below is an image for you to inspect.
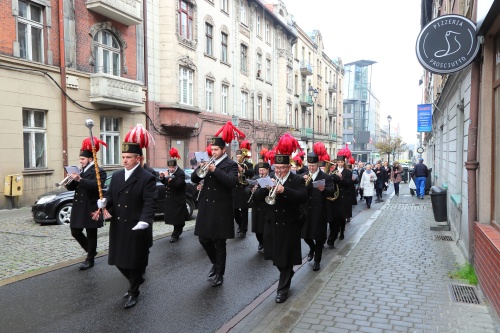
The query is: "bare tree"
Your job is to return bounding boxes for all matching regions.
[374,134,408,162]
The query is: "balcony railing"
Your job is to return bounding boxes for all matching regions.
[300,61,313,76]
[328,107,337,117]
[300,94,313,106]
[328,82,337,92]
[90,73,144,108]
[86,0,142,26]
[300,128,313,140]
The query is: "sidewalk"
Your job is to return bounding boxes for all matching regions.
[230,184,500,333]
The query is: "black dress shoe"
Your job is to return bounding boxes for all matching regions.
[238,232,246,238]
[327,243,335,249]
[79,260,94,270]
[124,295,138,309]
[170,236,179,243]
[212,275,223,287]
[275,293,288,303]
[257,244,264,253]
[313,262,320,271]
[307,250,314,262]
[207,265,216,278]
[339,233,344,240]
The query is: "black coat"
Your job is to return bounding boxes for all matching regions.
[374,166,386,189]
[105,166,158,269]
[246,174,273,234]
[328,168,353,221]
[161,167,186,225]
[233,160,254,209]
[67,165,107,229]
[192,156,238,239]
[254,172,307,267]
[301,170,334,241]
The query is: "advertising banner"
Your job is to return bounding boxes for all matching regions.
[417,104,432,132]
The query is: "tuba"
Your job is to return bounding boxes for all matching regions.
[326,168,340,201]
[237,148,250,185]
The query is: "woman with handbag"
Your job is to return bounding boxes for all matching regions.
[391,161,403,196]
[360,164,377,208]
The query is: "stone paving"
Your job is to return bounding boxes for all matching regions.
[0,208,194,283]
[232,185,500,333]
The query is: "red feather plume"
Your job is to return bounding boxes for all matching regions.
[265,149,276,165]
[169,148,181,159]
[124,124,155,148]
[214,121,246,144]
[349,157,356,165]
[320,153,330,162]
[81,136,107,153]
[292,155,303,167]
[275,133,300,156]
[313,142,327,157]
[239,140,251,150]
[206,144,213,157]
[259,147,269,157]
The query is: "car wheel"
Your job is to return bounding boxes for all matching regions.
[185,198,194,220]
[56,203,72,225]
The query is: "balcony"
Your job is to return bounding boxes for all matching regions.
[300,94,313,107]
[328,82,337,92]
[86,0,142,26]
[300,128,313,140]
[300,61,313,76]
[90,73,144,109]
[328,107,337,117]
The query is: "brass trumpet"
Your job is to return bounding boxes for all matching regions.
[237,148,250,185]
[265,178,284,205]
[196,157,216,178]
[55,164,82,188]
[305,173,313,186]
[327,169,340,201]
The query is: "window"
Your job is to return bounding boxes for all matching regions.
[256,52,262,78]
[205,23,213,56]
[265,21,270,43]
[221,0,228,13]
[241,92,248,118]
[257,96,262,121]
[294,108,299,129]
[205,79,214,112]
[23,108,46,168]
[344,118,353,130]
[179,0,194,40]
[266,58,271,81]
[256,15,261,36]
[17,1,44,62]
[240,2,247,26]
[221,32,228,63]
[266,99,271,121]
[286,67,292,89]
[179,67,194,105]
[94,30,121,75]
[100,117,120,165]
[286,104,291,126]
[240,44,248,73]
[221,85,228,115]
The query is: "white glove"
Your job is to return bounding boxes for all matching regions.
[97,198,107,209]
[132,221,149,230]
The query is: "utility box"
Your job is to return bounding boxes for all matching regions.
[4,174,23,196]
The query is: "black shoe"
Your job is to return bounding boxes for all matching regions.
[212,275,223,287]
[313,262,320,271]
[170,236,179,243]
[257,244,264,253]
[124,295,138,309]
[307,250,314,262]
[396,193,399,196]
[339,233,344,240]
[207,265,216,278]
[346,218,351,223]
[327,243,335,249]
[238,232,246,238]
[79,260,94,270]
[367,204,371,209]
[275,293,288,303]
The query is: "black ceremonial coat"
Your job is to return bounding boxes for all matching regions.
[301,171,334,241]
[67,165,107,229]
[328,168,353,221]
[161,167,186,225]
[254,172,307,267]
[105,166,157,269]
[233,160,254,209]
[192,156,238,239]
[246,174,274,234]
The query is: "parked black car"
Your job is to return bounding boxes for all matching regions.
[32,169,195,225]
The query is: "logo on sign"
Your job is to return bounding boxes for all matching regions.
[416,15,479,74]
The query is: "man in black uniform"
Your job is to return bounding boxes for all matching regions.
[191,137,238,287]
[254,144,307,303]
[160,148,186,243]
[98,131,157,309]
[302,151,334,271]
[67,138,107,270]
[233,148,254,238]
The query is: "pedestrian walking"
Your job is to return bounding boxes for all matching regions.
[359,164,376,208]
[391,161,403,196]
[413,157,429,199]
[66,137,107,270]
[160,148,186,243]
[374,161,386,201]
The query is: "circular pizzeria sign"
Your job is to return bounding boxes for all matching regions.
[416,15,479,74]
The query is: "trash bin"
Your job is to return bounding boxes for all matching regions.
[430,186,447,222]
[402,166,409,183]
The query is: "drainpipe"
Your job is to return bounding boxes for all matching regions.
[58,0,68,167]
[142,0,152,165]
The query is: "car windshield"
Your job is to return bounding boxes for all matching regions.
[104,170,117,187]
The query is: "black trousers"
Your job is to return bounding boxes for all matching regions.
[277,266,294,295]
[255,232,263,245]
[117,266,146,297]
[327,218,343,244]
[199,237,227,275]
[71,227,98,261]
[365,196,373,206]
[172,223,185,238]
[376,183,384,198]
[304,238,325,263]
[234,208,248,233]
[394,182,400,195]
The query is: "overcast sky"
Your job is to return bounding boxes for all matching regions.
[280,0,424,145]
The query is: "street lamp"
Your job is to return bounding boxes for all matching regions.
[387,115,392,164]
[308,86,319,145]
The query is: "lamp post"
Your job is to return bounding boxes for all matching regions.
[387,115,392,164]
[308,86,319,145]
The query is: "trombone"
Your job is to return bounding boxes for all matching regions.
[196,157,216,178]
[265,178,284,205]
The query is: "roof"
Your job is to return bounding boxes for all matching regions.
[345,60,377,67]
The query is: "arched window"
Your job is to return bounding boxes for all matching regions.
[94,30,121,76]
